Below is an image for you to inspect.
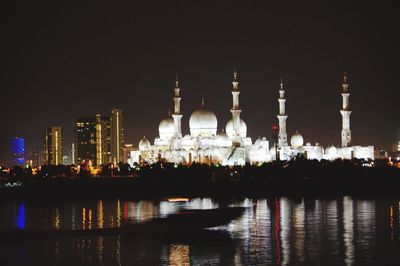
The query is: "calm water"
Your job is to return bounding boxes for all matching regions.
[0,196,399,265]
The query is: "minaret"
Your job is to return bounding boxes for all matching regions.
[230,68,242,146]
[340,73,351,147]
[277,78,288,148]
[172,75,183,138]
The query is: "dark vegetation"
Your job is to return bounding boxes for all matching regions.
[0,159,399,200]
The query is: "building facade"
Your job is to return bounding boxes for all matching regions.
[95,114,111,166]
[11,137,25,166]
[75,117,97,165]
[129,72,374,166]
[111,109,124,164]
[44,126,63,165]
[75,110,124,166]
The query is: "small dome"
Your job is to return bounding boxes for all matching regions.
[139,136,151,151]
[290,131,304,148]
[216,130,232,147]
[159,117,175,139]
[326,145,337,155]
[225,118,247,138]
[189,105,218,137]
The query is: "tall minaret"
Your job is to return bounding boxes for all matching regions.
[172,75,183,138]
[230,68,242,146]
[340,73,351,147]
[277,78,288,148]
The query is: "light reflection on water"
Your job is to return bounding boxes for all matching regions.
[16,204,25,230]
[0,197,399,265]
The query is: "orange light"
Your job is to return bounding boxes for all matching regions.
[167,198,190,202]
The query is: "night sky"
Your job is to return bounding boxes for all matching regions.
[1,1,399,161]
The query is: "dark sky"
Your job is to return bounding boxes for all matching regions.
[0,0,399,160]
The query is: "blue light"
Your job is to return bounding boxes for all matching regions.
[16,204,26,230]
[11,137,25,165]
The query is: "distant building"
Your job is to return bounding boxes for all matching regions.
[32,146,43,166]
[391,142,400,152]
[95,114,111,166]
[62,155,69,165]
[111,109,124,164]
[44,127,63,165]
[375,148,388,160]
[123,144,134,164]
[71,143,76,165]
[75,114,112,166]
[133,72,374,166]
[75,117,97,166]
[75,109,124,167]
[11,137,25,166]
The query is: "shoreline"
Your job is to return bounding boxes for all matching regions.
[1,175,400,201]
[2,160,400,200]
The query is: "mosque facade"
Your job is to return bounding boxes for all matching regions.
[129,71,374,166]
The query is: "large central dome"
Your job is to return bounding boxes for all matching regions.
[189,107,218,137]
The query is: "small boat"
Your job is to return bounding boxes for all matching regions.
[166,197,190,202]
[0,207,246,239]
[143,206,246,231]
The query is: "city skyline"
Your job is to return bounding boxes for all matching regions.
[1,1,399,160]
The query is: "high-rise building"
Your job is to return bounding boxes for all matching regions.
[111,109,124,164]
[75,115,111,166]
[75,117,97,165]
[11,137,25,166]
[71,143,76,165]
[44,127,63,165]
[76,109,124,166]
[32,146,43,166]
[96,114,111,166]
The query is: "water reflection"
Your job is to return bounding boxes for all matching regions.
[1,197,400,265]
[169,244,190,266]
[53,207,60,230]
[97,200,104,229]
[343,196,354,265]
[16,204,25,230]
[293,199,305,263]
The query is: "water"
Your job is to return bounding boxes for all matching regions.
[0,196,399,265]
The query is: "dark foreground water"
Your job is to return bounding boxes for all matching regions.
[0,196,399,265]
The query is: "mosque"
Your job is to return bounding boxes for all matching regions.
[129,71,374,166]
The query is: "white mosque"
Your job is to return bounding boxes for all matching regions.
[129,71,374,166]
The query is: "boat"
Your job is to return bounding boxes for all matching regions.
[143,206,245,231]
[0,207,246,239]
